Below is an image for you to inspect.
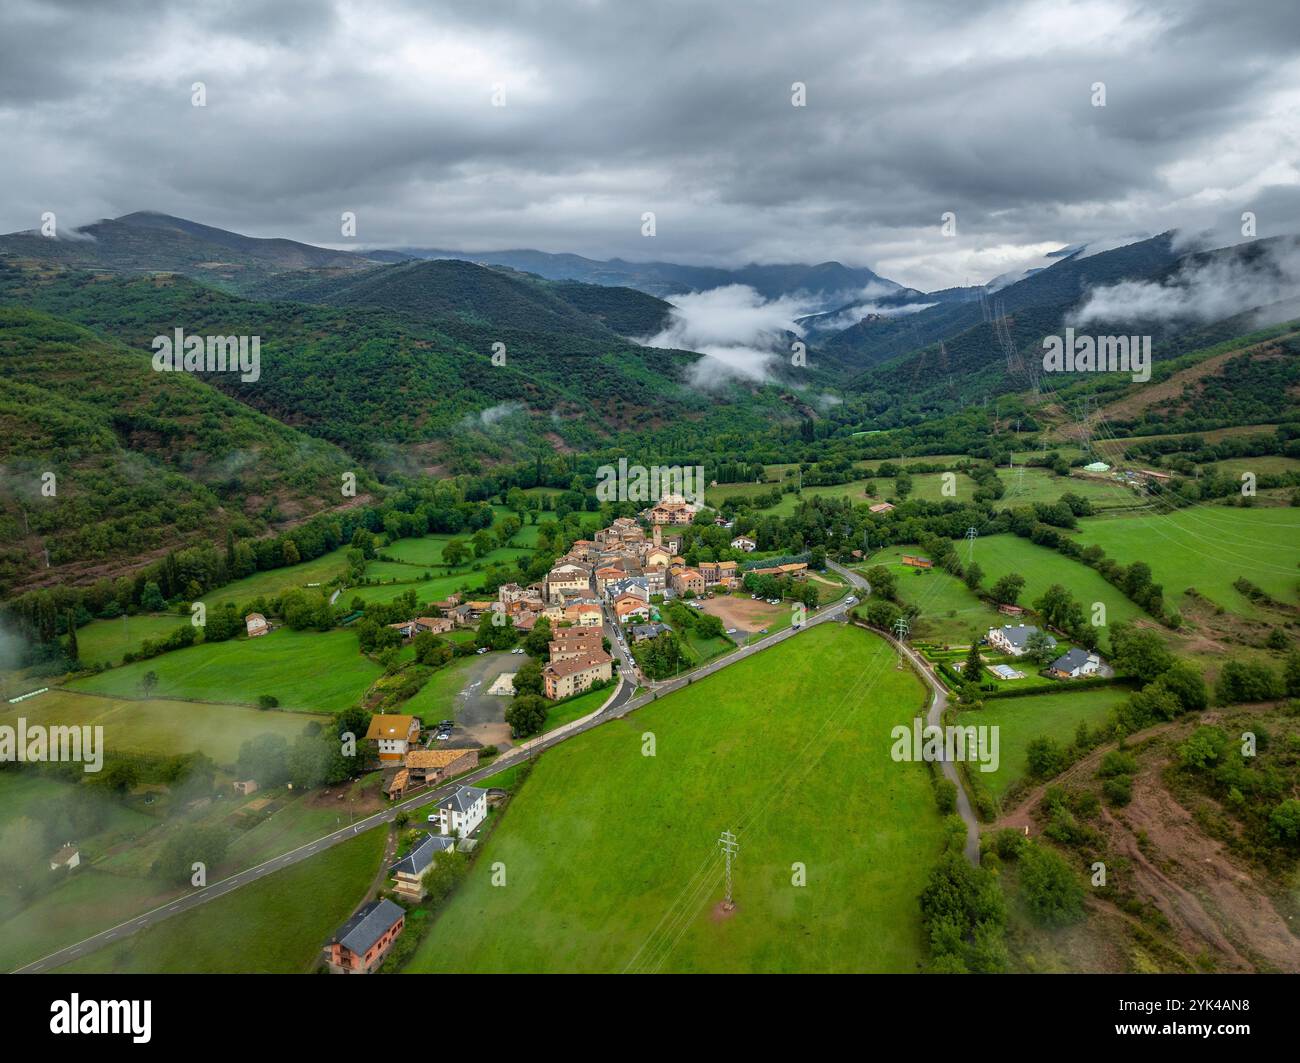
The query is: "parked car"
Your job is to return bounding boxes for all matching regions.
[476,647,488,654]
[845,595,857,604]
[438,720,454,728]
[511,647,525,654]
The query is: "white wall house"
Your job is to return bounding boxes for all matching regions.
[431,786,488,838]
[986,624,1054,657]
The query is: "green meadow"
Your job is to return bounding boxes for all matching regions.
[4,688,326,762]
[405,624,946,973]
[68,628,380,713]
[1075,505,1300,615]
[972,686,1131,800]
[59,829,385,974]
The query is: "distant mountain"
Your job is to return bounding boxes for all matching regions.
[379,246,904,307]
[245,258,674,339]
[0,212,389,293]
[821,233,1183,376]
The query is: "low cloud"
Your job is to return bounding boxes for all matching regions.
[1069,237,1300,328]
[639,285,817,389]
[460,401,525,431]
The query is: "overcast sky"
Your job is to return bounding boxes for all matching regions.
[3,0,1299,290]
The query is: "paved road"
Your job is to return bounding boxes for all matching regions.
[829,560,981,866]
[16,563,957,973]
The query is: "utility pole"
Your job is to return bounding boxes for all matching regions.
[965,526,977,563]
[892,617,910,669]
[718,830,739,910]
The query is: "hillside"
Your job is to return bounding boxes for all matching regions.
[242,258,670,341]
[0,212,385,293]
[0,307,370,593]
[823,233,1181,376]
[384,246,902,305]
[0,261,794,474]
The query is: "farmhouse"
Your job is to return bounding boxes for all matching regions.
[232,779,258,795]
[325,898,405,974]
[49,845,80,871]
[414,616,454,634]
[406,748,478,785]
[245,612,270,638]
[901,555,932,569]
[730,535,757,552]
[997,603,1025,617]
[986,624,1056,657]
[543,650,613,699]
[751,561,808,580]
[1047,648,1101,679]
[868,502,895,515]
[365,714,421,763]
[389,833,456,900]
[434,785,489,838]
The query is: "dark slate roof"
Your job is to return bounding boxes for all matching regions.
[1050,648,1094,672]
[631,622,672,640]
[332,898,404,955]
[439,785,487,814]
[996,624,1055,650]
[389,833,455,877]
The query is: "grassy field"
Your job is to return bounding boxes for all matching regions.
[401,656,479,721]
[404,623,947,973]
[68,628,381,713]
[3,689,326,762]
[968,533,1144,642]
[541,683,613,733]
[73,614,191,668]
[972,686,1131,800]
[995,467,1140,511]
[59,829,386,973]
[865,546,1001,644]
[199,546,352,610]
[1075,505,1300,614]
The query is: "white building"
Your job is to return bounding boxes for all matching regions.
[986,624,1055,657]
[730,535,757,552]
[1048,649,1101,678]
[432,786,488,838]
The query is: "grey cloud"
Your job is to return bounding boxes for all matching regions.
[1,0,1299,289]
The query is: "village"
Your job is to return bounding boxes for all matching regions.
[320,492,815,972]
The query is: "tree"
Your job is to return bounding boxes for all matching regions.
[1025,629,1058,666]
[963,637,983,681]
[65,610,79,663]
[513,659,544,697]
[865,565,896,600]
[1018,843,1085,927]
[506,694,548,737]
[989,573,1025,606]
[1268,799,1300,846]
[141,581,166,611]
[1215,659,1282,705]
[963,562,984,591]
[1283,650,1300,698]
[522,616,553,658]
[140,670,158,696]
[1110,624,1173,683]
[153,826,230,886]
[442,539,469,567]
